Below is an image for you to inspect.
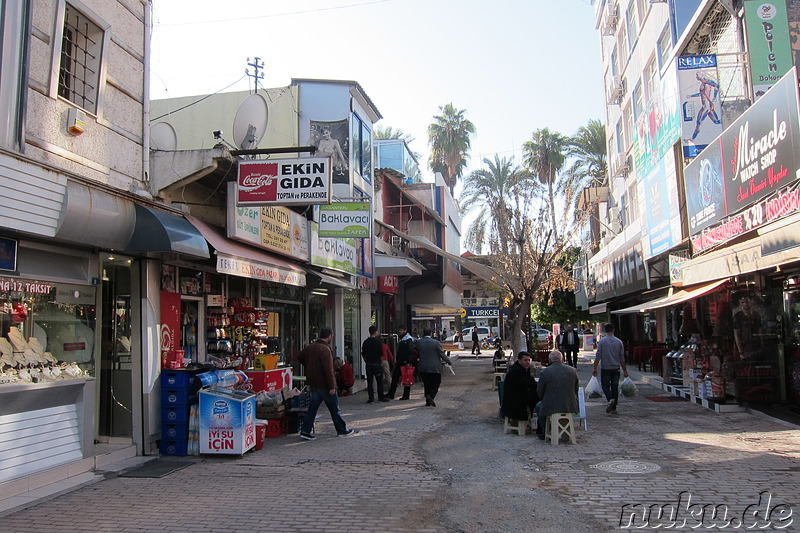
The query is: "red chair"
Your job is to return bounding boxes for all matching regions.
[649,348,668,375]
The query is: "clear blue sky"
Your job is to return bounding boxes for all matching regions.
[150,0,605,179]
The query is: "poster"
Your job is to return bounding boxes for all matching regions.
[308,119,349,184]
[678,54,723,158]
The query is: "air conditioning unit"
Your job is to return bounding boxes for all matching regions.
[613,152,630,174]
[608,76,624,103]
[608,207,623,234]
[601,3,619,35]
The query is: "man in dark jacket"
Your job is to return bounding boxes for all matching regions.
[501,351,537,422]
[362,325,389,403]
[416,328,453,406]
[387,325,414,400]
[557,324,580,367]
[471,326,481,355]
[535,350,579,439]
[297,327,354,441]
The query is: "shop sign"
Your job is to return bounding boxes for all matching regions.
[677,54,723,158]
[465,306,499,318]
[0,237,17,271]
[0,277,53,294]
[318,202,371,238]
[310,222,357,275]
[216,254,305,287]
[744,0,793,99]
[594,238,648,301]
[685,67,800,248]
[227,190,309,262]
[236,158,331,205]
[358,275,377,292]
[378,276,399,294]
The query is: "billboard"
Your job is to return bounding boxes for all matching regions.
[744,0,793,99]
[685,68,800,252]
[237,158,331,205]
[318,202,371,238]
[678,55,723,158]
[640,153,682,259]
[634,64,681,177]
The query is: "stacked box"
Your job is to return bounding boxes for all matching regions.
[160,369,200,456]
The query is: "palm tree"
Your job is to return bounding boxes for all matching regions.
[459,155,525,255]
[374,126,415,143]
[565,119,607,190]
[428,103,476,193]
[522,128,567,234]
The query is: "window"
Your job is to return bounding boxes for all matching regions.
[0,0,30,150]
[610,49,618,77]
[657,25,672,69]
[645,58,658,101]
[626,3,638,52]
[617,25,628,63]
[632,82,643,119]
[351,114,372,183]
[57,3,105,114]
[615,121,623,153]
[623,103,633,150]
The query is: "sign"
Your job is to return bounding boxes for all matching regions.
[216,254,305,287]
[378,275,399,294]
[199,389,256,455]
[634,64,681,176]
[744,0,793,99]
[318,202,371,238]
[160,291,181,368]
[244,369,293,392]
[678,54,723,158]
[593,237,648,301]
[685,68,800,251]
[228,187,309,261]
[0,237,17,271]
[237,158,331,205]
[639,154,682,260]
[310,222,357,275]
[465,306,499,318]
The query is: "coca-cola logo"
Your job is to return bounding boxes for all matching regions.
[241,173,274,188]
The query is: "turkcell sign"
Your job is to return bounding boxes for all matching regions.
[237,157,331,206]
[466,306,499,318]
[318,202,371,238]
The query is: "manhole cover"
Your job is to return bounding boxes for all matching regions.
[592,460,661,474]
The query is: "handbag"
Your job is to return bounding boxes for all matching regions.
[400,364,415,386]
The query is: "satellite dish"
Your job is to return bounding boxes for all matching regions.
[150,122,177,151]
[232,93,269,150]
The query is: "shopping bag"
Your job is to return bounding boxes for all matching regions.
[400,364,415,386]
[621,376,638,397]
[586,375,604,399]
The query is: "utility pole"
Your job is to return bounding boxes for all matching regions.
[245,57,265,93]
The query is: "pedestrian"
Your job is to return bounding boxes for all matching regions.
[381,338,395,391]
[415,327,453,407]
[592,323,629,414]
[387,325,415,400]
[501,351,538,425]
[362,325,390,403]
[297,327,355,440]
[556,324,580,368]
[535,350,579,440]
[442,327,448,340]
[471,326,481,355]
[334,356,354,396]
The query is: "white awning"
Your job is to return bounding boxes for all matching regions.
[611,279,728,314]
[588,303,607,314]
[374,252,424,276]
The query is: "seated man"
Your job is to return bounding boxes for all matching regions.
[334,357,354,396]
[501,351,537,423]
[535,350,579,440]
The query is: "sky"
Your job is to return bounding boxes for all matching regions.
[150,0,605,181]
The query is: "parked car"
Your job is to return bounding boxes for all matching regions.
[529,328,552,347]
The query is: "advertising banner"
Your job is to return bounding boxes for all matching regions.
[678,54,723,158]
[634,64,681,177]
[310,221,357,275]
[159,291,181,368]
[685,68,800,252]
[640,153,682,259]
[318,202,371,238]
[744,0,793,99]
[237,158,331,205]
[227,188,309,261]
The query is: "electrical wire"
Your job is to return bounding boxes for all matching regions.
[151,74,247,122]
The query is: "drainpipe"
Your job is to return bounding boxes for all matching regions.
[143,0,152,194]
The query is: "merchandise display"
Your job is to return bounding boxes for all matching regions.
[0,324,85,386]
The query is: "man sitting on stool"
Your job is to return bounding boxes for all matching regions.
[501,351,538,426]
[535,350,579,440]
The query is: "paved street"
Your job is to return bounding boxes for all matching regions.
[2,350,799,532]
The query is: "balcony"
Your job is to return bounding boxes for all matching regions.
[461,297,500,307]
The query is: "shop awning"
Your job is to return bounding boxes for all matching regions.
[374,253,424,276]
[186,215,306,287]
[588,303,607,314]
[126,205,210,259]
[308,269,357,290]
[611,279,728,314]
[377,221,500,284]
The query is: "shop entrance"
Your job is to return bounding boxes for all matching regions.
[98,257,133,439]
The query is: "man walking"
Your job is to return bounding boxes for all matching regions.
[387,325,414,400]
[535,350,579,439]
[592,323,629,414]
[416,328,453,407]
[297,327,354,440]
[362,325,389,403]
[471,326,481,355]
[557,324,580,368]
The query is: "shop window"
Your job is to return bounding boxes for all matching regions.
[57,2,106,114]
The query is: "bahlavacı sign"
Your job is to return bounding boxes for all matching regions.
[237,157,331,205]
[318,202,371,238]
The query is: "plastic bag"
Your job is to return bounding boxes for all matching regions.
[586,375,604,399]
[621,376,638,397]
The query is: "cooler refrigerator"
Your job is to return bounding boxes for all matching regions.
[199,388,256,454]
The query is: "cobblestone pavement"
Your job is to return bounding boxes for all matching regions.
[3,351,800,532]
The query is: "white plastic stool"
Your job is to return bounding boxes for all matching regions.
[545,413,576,445]
[504,416,530,436]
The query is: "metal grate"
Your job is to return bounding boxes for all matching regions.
[58,4,99,112]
